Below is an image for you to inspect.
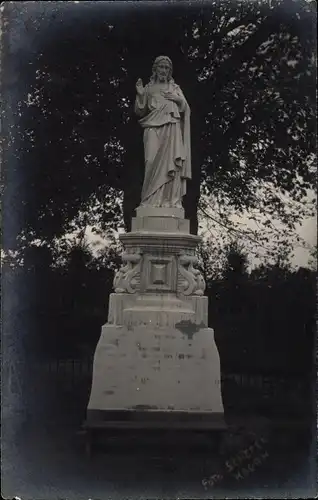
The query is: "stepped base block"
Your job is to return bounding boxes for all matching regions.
[87,324,224,418]
[108,293,208,328]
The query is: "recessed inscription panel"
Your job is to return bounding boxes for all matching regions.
[142,255,177,292]
[151,263,167,284]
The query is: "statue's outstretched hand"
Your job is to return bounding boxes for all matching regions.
[136,78,144,96]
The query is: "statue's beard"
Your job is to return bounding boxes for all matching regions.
[157,74,167,82]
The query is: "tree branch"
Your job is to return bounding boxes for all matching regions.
[206,11,281,99]
[198,202,272,250]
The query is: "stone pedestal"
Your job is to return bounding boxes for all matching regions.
[87,207,225,428]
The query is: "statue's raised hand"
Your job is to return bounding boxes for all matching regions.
[136,78,144,96]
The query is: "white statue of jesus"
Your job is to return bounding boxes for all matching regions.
[135,55,191,208]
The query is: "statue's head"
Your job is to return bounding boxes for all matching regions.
[150,55,174,83]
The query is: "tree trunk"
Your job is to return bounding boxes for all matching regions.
[122,118,144,232]
[121,55,148,232]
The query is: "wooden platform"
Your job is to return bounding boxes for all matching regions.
[83,409,227,456]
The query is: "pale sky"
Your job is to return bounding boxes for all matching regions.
[293,216,316,267]
[81,211,316,269]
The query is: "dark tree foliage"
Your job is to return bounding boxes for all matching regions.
[6,242,114,361]
[220,242,249,313]
[2,0,316,251]
[223,242,249,281]
[212,262,316,378]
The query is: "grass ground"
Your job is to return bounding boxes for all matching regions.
[2,362,315,499]
[2,397,315,499]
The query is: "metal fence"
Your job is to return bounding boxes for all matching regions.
[32,358,309,402]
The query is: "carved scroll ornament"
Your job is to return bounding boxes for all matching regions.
[178,254,206,296]
[113,252,141,294]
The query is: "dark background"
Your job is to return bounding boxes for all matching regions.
[2,1,316,498]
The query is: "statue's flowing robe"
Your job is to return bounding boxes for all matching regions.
[134,82,191,207]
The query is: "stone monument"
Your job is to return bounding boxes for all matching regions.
[86,56,224,431]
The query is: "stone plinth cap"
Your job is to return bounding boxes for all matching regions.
[136,206,185,218]
[119,231,201,248]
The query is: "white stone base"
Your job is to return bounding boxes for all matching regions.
[87,324,224,414]
[108,293,208,328]
[87,210,225,428]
